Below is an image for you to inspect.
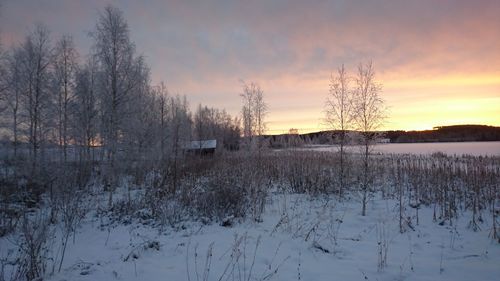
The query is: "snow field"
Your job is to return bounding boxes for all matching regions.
[3,192,495,281]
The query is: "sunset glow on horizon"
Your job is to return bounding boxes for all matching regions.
[1,0,499,134]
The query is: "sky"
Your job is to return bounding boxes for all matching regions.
[1,0,499,133]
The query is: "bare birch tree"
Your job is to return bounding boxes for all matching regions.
[241,84,254,149]
[53,35,78,162]
[253,86,267,136]
[353,61,386,216]
[166,95,191,195]
[0,4,5,98]
[91,5,144,206]
[194,104,212,143]
[240,82,267,151]
[193,105,241,152]
[19,24,53,173]
[74,56,98,162]
[3,47,24,158]
[325,64,354,197]
[155,82,169,159]
[0,37,7,99]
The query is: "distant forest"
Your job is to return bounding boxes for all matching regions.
[269,125,500,147]
[384,125,500,143]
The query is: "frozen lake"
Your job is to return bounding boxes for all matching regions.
[303,141,500,156]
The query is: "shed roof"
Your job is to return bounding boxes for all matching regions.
[185,139,217,150]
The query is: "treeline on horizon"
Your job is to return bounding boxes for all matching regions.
[270,125,500,146]
[385,125,500,143]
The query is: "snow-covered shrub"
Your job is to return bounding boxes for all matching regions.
[192,168,248,221]
[52,180,88,273]
[0,179,21,237]
[282,151,335,195]
[13,214,53,281]
[170,153,270,223]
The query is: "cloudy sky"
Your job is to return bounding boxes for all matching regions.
[1,0,499,133]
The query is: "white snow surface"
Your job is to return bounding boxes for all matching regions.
[2,192,499,281]
[302,141,500,156]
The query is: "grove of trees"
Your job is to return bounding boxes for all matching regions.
[0,6,241,183]
[325,62,386,214]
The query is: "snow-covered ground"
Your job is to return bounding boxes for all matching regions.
[302,141,500,156]
[3,192,498,281]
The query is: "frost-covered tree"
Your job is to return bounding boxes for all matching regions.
[325,64,354,197]
[193,105,241,151]
[193,104,213,143]
[153,82,169,159]
[0,5,6,98]
[241,85,254,144]
[353,61,386,216]
[167,95,191,195]
[214,109,241,151]
[122,58,155,161]
[91,5,146,205]
[53,35,79,161]
[240,82,267,150]
[0,40,7,98]
[73,56,99,162]
[3,47,25,157]
[18,25,53,172]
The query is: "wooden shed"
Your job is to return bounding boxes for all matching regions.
[184,139,217,155]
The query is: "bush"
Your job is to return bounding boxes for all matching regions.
[13,214,52,281]
[194,170,247,221]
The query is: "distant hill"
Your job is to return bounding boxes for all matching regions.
[385,125,500,143]
[285,125,500,145]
